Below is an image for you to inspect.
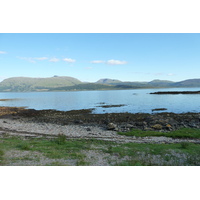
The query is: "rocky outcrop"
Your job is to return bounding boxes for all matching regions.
[2,107,200,133]
[150,91,200,95]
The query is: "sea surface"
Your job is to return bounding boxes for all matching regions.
[0,87,200,114]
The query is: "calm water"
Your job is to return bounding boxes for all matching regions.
[0,88,200,114]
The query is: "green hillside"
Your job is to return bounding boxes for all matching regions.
[0,76,82,92]
[49,83,116,91]
[172,79,200,87]
[148,79,175,87]
[1,76,200,92]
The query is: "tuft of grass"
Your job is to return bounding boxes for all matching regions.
[17,142,31,150]
[180,142,190,149]
[0,149,4,157]
[54,133,66,145]
[0,149,4,165]
[118,128,200,139]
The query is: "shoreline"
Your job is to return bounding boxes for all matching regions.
[1,106,200,166]
[0,106,200,143]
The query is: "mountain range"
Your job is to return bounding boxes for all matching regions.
[0,76,200,92]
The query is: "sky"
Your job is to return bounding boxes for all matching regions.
[1,33,200,83]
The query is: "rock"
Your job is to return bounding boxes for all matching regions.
[166,124,172,130]
[107,123,118,131]
[135,122,144,126]
[86,128,91,131]
[151,124,163,130]
[126,124,135,128]
[74,120,83,124]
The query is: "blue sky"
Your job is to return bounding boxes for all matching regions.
[0,33,200,82]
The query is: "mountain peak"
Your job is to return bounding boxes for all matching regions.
[96,78,122,84]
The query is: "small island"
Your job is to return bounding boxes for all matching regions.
[150,91,200,95]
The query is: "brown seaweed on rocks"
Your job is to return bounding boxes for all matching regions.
[1,106,200,132]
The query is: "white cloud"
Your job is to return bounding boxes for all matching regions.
[49,58,59,62]
[85,67,93,69]
[17,57,36,63]
[155,73,163,76]
[167,73,175,76]
[63,58,76,63]
[17,56,49,63]
[106,59,127,65]
[90,60,105,64]
[0,51,7,54]
[91,59,127,65]
[34,57,48,60]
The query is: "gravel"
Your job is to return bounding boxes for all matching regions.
[0,118,200,144]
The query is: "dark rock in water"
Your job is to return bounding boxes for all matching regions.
[152,108,167,112]
[150,91,200,95]
[96,104,126,108]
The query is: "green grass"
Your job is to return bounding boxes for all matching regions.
[17,142,31,150]
[118,128,200,139]
[0,135,199,166]
[0,149,4,164]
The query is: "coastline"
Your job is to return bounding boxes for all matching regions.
[1,106,200,141]
[0,106,200,166]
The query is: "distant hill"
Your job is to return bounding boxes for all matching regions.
[49,83,116,91]
[1,76,200,92]
[96,78,122,84]
[172,79,200,87]
[148,79,175,87]
[0,76,82,92]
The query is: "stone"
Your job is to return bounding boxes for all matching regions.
[151,124,163,130]
[126,124,134,128]
[107,123,118,130]
[74,120,83,124]
[166,124,172,129]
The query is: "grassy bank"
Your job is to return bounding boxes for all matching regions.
[118,128,200,139]
[0,134,199,166]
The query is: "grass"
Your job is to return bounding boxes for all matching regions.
[117,128,200,139]
[0,149,4,164]
[17,142,31,150]
[0,134,199,166]
[54,133,66,145]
